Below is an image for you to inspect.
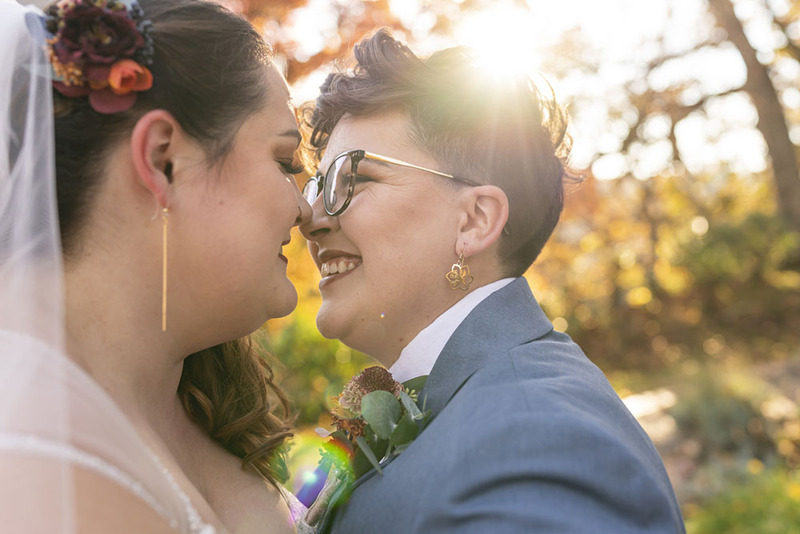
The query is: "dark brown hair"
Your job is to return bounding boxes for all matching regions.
[305,29,576,276]
[52,0,291,484]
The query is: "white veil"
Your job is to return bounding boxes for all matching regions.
[0,1,191,531]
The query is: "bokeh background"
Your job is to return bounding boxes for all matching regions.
[238,0,799,531]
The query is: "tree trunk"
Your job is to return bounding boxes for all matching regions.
[708,0,800,232]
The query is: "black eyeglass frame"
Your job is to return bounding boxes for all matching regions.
[303,149,481,217]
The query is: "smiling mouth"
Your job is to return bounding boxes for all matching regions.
[320,257,362,278]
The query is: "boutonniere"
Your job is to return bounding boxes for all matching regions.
[296,367,429,532]
[322,366,430,480]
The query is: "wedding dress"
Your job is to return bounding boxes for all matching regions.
[0,330,216,534]
[0,1,215,531]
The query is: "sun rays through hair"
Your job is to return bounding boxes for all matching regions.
[302,28,580,276]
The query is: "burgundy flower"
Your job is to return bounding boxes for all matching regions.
[89,88,137,114]
[53,2,143,65]
[84,64,110,89]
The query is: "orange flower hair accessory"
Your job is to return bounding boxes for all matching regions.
[44,0,154,114]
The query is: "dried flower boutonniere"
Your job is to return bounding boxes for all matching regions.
[322,366,429,479]
[296,367,429,532]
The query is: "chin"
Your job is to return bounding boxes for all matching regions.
[269,286,298,319]
[315,303,349,341]
[316,304,386,356]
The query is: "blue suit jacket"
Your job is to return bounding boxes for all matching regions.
[329,277,685,533]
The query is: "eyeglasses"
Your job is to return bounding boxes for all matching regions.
[302,149,480,216]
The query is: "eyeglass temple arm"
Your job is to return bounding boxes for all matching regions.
[359,150,506,233]
[363,151,456,180]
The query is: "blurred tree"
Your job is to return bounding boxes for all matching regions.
[526,0,800,369]
[234,0,518,83]
[574,0,800,233]
[235,0,800,421]
[708,0,800,232]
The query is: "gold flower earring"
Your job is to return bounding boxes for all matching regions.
[161,207,169,331]
[445,247,474,291]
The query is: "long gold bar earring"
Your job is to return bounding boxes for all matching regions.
[161,207,169,331]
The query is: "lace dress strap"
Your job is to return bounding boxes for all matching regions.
[0,433,215,534]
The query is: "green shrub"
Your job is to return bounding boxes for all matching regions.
[686,469,800,534]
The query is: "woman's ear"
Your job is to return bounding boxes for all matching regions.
[455,185,509,256]
[130,110,181,208]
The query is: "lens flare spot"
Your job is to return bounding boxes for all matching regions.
[552,317,568,332]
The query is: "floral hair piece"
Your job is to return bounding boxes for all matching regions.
[44,0,154,114]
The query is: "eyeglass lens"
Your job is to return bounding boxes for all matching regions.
[323,153,355,215]
[302,178,319,205]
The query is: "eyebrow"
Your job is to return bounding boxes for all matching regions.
[359,156,391,169]
[278,129,302,145]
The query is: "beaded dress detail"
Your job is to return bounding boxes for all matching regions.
[0,330,215,533]
[0,433,216,533]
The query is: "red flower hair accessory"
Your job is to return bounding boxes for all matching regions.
[44,0,154,114]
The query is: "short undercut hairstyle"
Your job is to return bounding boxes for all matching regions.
[305,29,576,276]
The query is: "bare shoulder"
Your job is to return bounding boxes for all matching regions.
[0,455,177,533]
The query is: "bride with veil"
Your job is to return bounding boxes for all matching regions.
[0,0,314,531]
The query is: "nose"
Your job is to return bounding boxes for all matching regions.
[299,188,340,241]
[294,190,312,227]
[288,176,312,227]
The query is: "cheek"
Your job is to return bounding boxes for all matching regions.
[179,206,267,283]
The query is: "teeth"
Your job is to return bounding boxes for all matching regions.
[320,257,361,277]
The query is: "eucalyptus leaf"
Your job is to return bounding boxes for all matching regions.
[355,435,383,475]
[402,375,428,394]
[352,448,373,479]
[399,391,423,420]
[391,442,411,455]
[363,425,377,443]
[379,437,392,459]
[361,390,401,440]
[389,411,419,448]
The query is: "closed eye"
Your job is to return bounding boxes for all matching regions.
[279,159,305,176]
[352,173,374,185]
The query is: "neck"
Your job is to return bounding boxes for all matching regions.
[370,293,464,368]
[366,273,507,368]
[63,251,186,437]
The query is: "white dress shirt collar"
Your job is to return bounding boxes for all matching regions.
[389,278,516,383]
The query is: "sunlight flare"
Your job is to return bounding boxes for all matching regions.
[453,2,540,81]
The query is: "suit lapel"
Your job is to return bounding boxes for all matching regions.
[323,279,553,533]
[420,277,553,417]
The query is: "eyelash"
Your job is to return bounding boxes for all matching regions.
[353,173,373,184]
[279,159,305,176]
